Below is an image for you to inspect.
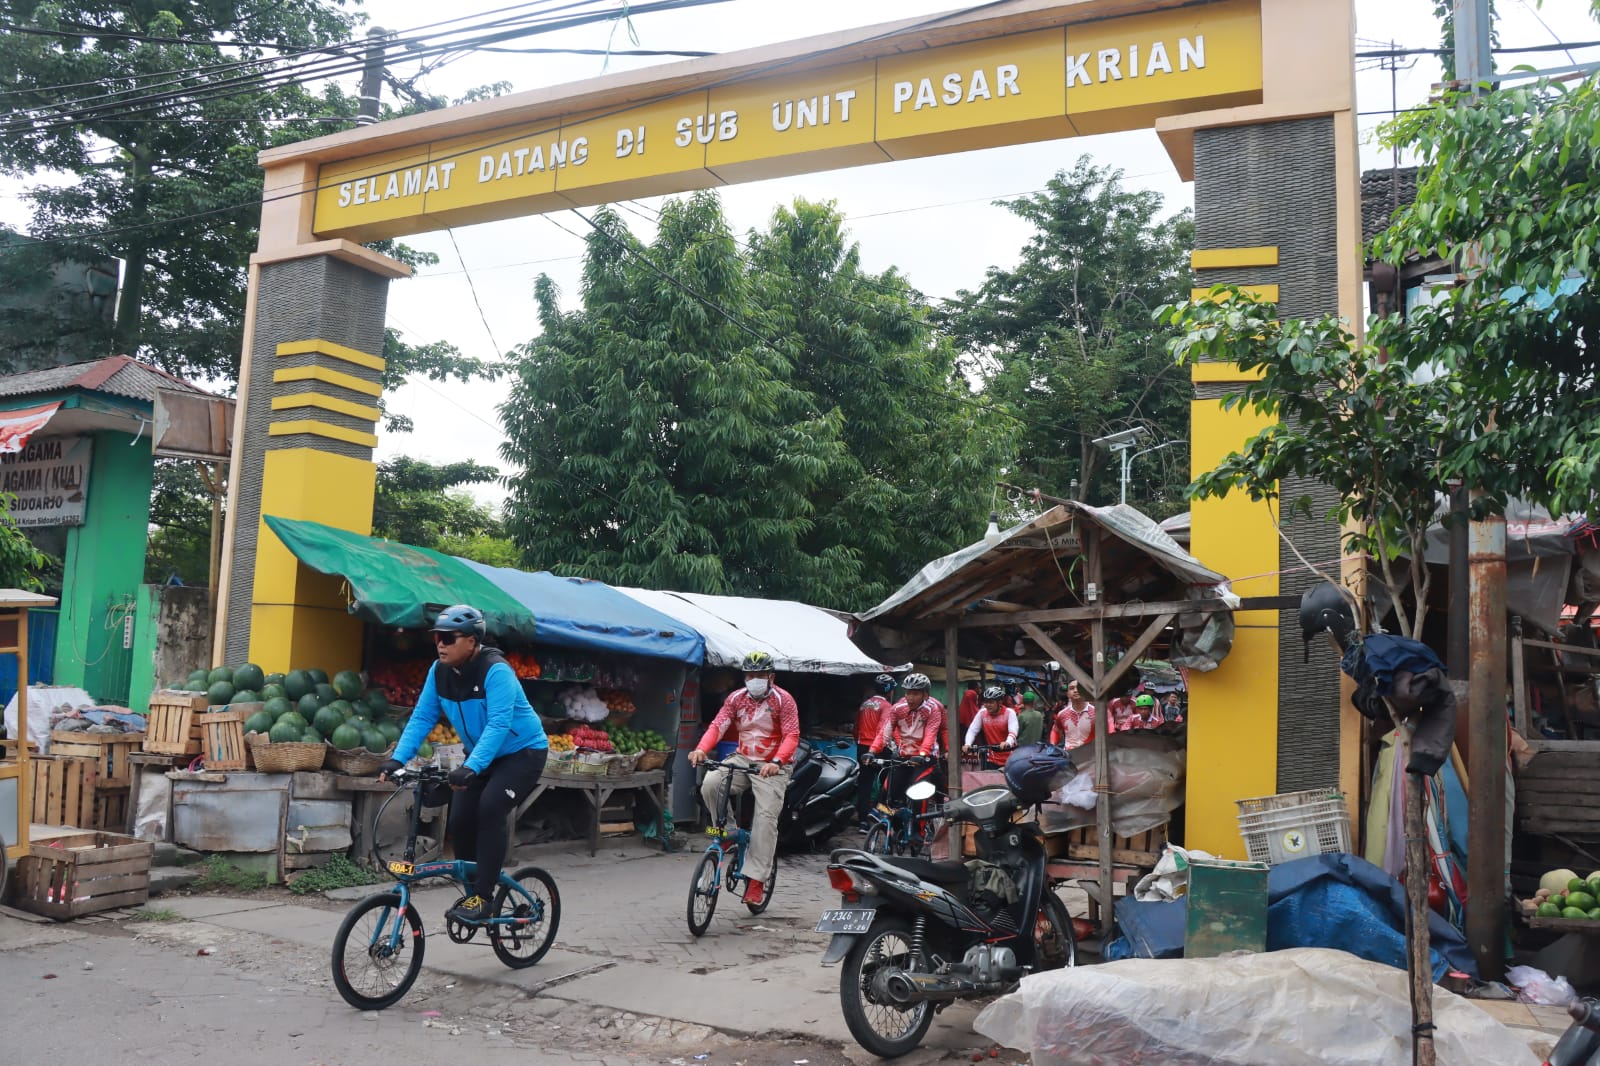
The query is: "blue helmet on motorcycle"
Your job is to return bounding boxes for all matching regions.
[1003,743,1076,804]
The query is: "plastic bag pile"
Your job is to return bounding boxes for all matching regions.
[558,685,610,723]
[975,947,1537,1066]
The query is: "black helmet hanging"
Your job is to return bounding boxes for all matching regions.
[1003,743,1076,805]
[1299,583,1356,658]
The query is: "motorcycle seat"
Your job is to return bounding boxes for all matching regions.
[883,856,970,887]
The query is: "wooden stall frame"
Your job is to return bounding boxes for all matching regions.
[1,590,59,867]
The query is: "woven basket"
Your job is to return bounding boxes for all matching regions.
[245,732,327,772]
[325,742,396,776]
[605,752,637,776]
[635,749,670,772]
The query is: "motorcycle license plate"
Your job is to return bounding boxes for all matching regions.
[814,908,875,935]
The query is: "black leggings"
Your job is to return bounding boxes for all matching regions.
[448,747,547,900]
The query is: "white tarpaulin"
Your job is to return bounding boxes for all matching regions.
[616,588,888,675]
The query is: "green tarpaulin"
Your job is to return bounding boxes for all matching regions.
[263,515,537,638]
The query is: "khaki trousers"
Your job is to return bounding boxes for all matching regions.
[701,753,788,885]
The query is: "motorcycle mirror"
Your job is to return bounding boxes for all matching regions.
[905,780,937,802]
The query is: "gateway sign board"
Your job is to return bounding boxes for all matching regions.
[312,0,1262,238]
[1,435,92,527]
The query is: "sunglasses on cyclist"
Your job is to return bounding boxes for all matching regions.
[432,631,465,646]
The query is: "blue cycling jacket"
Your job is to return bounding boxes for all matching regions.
[394,647,548,773]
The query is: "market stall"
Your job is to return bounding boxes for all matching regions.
[850,502,1238,936]
[1,589,58,885]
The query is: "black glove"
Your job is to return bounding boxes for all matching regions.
[448,765,477,788]
[378,759,404,780]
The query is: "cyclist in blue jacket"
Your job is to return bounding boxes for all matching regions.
[383,604,548,925]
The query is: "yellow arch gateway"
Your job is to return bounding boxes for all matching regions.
[226,0,1363,858]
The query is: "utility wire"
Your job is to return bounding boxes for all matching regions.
[447,228,505,357]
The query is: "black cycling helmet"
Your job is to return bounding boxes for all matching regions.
[431,603,486,638]
[874,673,897,695]
[741,650,776,673]
[1003,743,1076,804]
[902,672,932,692]
[981,685,1005,701]
[1299,582,1356,656]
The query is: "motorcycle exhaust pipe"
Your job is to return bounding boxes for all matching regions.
[882,969,974,1004]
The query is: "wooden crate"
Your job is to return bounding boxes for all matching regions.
[49,731,142,786]
[145,690,209,756]
[14,831,154,919]
[94,787,130,833]
[30,755,100,827]
[1064,824,1168,866]
[201,709,249,771]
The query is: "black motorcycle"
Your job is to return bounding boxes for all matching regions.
[816,778,1077,1058]
[1548,998,1600,1065]
[777,738,860,852]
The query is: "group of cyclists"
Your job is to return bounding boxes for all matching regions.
[374,600,1184,930]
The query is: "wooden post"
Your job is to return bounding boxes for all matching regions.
[1510,616,1528,738]
[945,622,962,798]
[1401,725,1436,1066]
[1086,525,1115,937]
[1466,500,1507,982]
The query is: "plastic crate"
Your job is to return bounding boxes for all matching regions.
[1235,789,1351,865]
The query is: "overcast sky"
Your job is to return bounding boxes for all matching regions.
[6,1,1599,507]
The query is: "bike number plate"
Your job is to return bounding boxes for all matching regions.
[814,907,875,934]
[387,860,414,876]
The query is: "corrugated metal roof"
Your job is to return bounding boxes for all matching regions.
[0,356,208,404]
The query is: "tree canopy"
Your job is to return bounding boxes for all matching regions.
[939,159,1194,513]
[371,456,517,567]
[499,193,1010,610]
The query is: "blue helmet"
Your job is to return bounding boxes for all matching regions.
[1003,743,1076,804]
[874,673,897,695]
[431,604,486,638]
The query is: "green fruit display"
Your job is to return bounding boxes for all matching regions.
[284,670,313,701]
[377,721,401,744]
[350,700,373,721]
[314,682,338,707]
[206,666,234,686]
[1571,877,1589,894]
[327,699,353,718]
[264,672,285,687]
[206,680,236,705]
[260,683,286,702]
[1538,902,1564,918]
[330,723,363,750]
[243,711,275,735]
[296,693,322,719]
[278,711,309,734]
[313,705,346,738]
[186,670,208,686]
[1568,891,1596,912]
[417,741,433,760]
[360,727,388,753]
[231,689,260,705]
[364,688,390,712]
[307,668,329,686]
[1564,906,1591,920]
[300,727,323,745]
[263,696,292,719]
[268,720,302,743]
[232,663,265,692]
[333,670,364,700]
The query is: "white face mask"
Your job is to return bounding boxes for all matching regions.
[745,678,770,699]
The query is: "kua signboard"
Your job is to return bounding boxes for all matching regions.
[1,435,92,527]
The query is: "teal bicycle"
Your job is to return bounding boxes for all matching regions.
[331,765,561,1010]
[685,761,778,936]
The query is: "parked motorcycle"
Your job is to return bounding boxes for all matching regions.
[816,745,1078,1058]
[1548,997,1600,1066]
[777,738,860,852]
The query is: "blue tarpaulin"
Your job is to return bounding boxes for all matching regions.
[1104,852,1477,980]
[458,560,704,665]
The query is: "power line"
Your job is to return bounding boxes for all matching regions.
[1516,0,1579,67]
[447,227,505,357]
[1355,39,1600,58]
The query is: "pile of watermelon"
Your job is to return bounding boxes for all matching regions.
[185,664,413,755]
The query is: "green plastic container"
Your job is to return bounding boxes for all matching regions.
[1184,856,1269,957]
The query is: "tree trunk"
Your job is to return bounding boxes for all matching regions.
[112,148,153,353]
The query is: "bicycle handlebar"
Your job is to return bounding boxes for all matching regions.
[700,759,766,774]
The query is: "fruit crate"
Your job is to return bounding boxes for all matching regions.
[1235,789,1351,865]
[49,730,142,786]
[200,709,250,771]
[29,755,100,827]
[14,831,154,919]
[145,690,210,756]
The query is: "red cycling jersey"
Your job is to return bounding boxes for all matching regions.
[872,696,947,756]
[695,686,801,763]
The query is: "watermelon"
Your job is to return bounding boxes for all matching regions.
[243,711,274,735]
[350,700,373,721]
[417,741,433,761]
[283,670,313,702]
[263,672,285,687]
[231,689,260,705]
[360,727,388,753]
[186,669,209,686]
[206,666,234,686]
[232,663,265,692]
[278,711,309,734]
[330,722,363,751]
[206,680,235,705]
[307,668,329,686]
[300,727,323,745]
[333,670,364,701]
[296,693,321,720]
[260,683,286,702]
[313,705,345,738]
[268,720,302,744]
[314,682,338,707]
[377,720,401,745]
[263,696,292,720]
[364,688,390,713]
[327,699,353,717]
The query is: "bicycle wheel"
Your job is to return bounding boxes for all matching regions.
[330,892,425,1010]
[745,856,777,915]
[370,788,446,867]
[686,849,720,936]
[490,865,560,969]
[863,823,889,856]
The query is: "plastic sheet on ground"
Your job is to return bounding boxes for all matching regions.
[974,947,1538,1066]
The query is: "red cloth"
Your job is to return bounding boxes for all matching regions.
[957,689,980,730]
[873,696,947,756]
[695,685,801,763]
[856,695,892,746]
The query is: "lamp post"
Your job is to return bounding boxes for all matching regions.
[1119,440,1184,505]
[1092,428,1184,505]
